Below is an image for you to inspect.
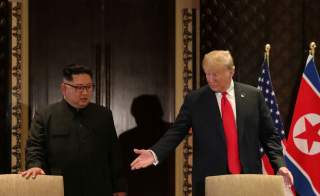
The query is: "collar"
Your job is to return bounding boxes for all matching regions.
[215,80,234,96]
[225,80,234,95]
[62,99,88,114]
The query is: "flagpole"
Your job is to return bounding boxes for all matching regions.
[309,41,316,56]
[265,44,271,65]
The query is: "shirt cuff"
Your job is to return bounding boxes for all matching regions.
[147,150,159,166]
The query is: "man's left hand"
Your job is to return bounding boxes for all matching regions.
[113,192,126,196]
[277,167,294,187]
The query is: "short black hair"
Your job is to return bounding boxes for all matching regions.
[62,64,93,81]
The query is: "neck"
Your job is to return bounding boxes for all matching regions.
[63,97,83,110]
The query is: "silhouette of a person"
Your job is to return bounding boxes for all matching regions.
[119,95,173,196]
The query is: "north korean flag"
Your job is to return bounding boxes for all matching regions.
[285,55,320,196]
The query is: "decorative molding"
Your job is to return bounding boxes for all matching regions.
[11,1,22,173]
[182,8,195,196]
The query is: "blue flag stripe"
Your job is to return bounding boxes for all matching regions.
[304,56,320,93]
[285,156,317,196]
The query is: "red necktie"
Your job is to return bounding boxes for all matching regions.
[221,92,241,174]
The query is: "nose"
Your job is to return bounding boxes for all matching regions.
[206,75,216,82]
[81,88,89,94]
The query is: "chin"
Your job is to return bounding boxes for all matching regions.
[78,103,89,108]
[209,85,218,92]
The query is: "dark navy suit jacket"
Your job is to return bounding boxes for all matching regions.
[151,82,285,196]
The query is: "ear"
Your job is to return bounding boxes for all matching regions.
[230,66,235,77]
[60,83,66,96]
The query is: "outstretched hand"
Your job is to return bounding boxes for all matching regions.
[130,149,155,170]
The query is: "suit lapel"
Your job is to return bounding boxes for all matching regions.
[234,83,247,141]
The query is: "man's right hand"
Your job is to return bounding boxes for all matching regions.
[20,167,45,179]
[130,149,155,170]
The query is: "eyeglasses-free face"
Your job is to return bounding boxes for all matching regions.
[204,63,234,93]
[61,74,94,109]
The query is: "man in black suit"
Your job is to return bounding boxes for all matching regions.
[130,50,293,196]
[22,64,127,196]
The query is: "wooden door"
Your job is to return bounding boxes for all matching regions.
[0,0,11,173]
[29,0,174,133]
[29,0,175,195]
[107,0,175,134]
[29,0,103,114]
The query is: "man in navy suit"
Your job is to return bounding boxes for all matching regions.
[130,50,293,196]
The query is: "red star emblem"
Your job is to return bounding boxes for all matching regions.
[295,117,320,152]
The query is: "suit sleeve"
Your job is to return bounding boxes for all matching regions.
[25,110,48,170]
[108,110,127,193]
[258,91,286,172]
[150,93,192,163]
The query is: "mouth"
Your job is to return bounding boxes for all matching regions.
[209,82,217,87]
[208,83,219,91]
[80,98,89,102]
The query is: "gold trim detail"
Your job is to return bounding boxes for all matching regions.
[182,8,193,196]
[11,1,22,173]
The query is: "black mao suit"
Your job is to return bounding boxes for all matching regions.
[150,82,285,196]
[26,100,127,196]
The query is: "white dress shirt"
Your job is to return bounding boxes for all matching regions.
[215,80,237,120]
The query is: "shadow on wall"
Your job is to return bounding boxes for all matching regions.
[119,94,174,196]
